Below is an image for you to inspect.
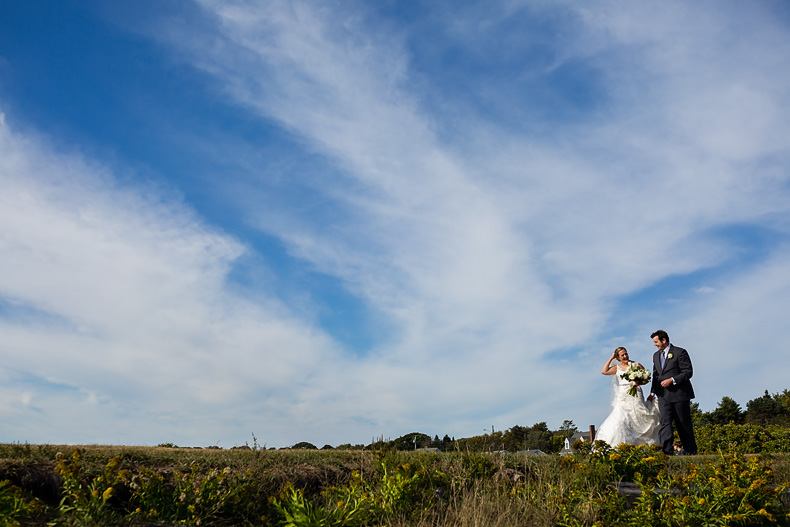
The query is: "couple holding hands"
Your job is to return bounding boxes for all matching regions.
[596,330,697,456]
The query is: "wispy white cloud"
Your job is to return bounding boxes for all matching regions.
[169,0,790,430]
[670,245,790,411]
[0,114,348,445]
[1,0,789,446]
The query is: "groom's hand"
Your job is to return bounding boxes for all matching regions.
[661,378,674,388]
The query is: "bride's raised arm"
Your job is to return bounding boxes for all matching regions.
[601,351,619,375]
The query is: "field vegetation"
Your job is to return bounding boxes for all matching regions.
[2,387,789,524]
[1,439,790,526]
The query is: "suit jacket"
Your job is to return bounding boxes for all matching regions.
[651,344,695,403]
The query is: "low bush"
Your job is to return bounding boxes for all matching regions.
[697,423,790,454]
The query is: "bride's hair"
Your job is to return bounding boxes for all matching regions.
[614,346,627,362]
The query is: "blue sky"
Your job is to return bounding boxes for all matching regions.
[1,0,789,448]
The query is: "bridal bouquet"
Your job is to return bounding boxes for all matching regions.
[620,363,651,397]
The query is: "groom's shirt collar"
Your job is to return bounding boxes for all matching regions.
[661,343,671,354]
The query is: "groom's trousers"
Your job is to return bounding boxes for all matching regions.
[657,397,697,455]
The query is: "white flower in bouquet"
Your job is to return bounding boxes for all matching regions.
[620,363,651,397]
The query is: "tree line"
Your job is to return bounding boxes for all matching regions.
[691,388,790,427]
[284,387,790,453]
[289,421,578,453]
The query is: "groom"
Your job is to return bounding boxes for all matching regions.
[648,330,698,455]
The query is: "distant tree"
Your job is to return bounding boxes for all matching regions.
[558,420,578,438]
[320,444,334,450]
[746,390,790,426]
[367,437,389,451]
[550,434,567,453]
[500,423,557,452]
[392,432,431,451]
[335,443,364,450]
[457,431,503,452]
[489,430,505,452]
[709,396,744,425]
[503,425,528,452]
[690,402,709,426]
[291,442,318,450]
[525,422,554,453]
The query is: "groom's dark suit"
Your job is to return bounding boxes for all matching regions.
[651,344,697,455]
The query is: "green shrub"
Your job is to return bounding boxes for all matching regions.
[54,448,256,525]
[568,440,666,484]
[696,423,790,454]
[0,480,45,526]
[620,453,789,526]
[270,454,448,526]
[556,448,790,526]
[460,453,497,481]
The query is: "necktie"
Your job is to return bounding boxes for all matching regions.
[661,350,667,369]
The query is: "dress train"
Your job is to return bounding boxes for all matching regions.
[596,366,660,447]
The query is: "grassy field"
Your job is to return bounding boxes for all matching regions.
[1,442,790,526]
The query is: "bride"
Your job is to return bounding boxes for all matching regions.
[595,346,660,448]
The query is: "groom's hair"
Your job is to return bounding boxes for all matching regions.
[651,329,669,343]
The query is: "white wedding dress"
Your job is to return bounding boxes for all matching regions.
[595,365,660,447]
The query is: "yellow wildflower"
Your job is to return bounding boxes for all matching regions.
[102,487,114,501]
[698,498,706,505]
